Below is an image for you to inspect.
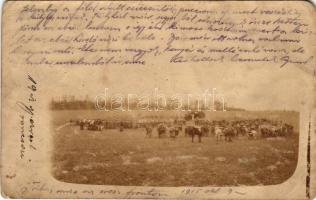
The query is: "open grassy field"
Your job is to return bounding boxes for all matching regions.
[52,110,299,186]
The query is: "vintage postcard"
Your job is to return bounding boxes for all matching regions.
[1,0,316,199]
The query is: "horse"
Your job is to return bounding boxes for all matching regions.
[215,127,224,142]
[185,126,202,143]
[157,124,167,138]
[201,125,210,137]
[223,126,234,142]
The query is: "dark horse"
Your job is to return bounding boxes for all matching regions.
[157,124,167,138]
[201,125,210,137]
[185,126,202,143]
[223,126,234,142]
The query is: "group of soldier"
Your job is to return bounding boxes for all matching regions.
[72,117,294,143]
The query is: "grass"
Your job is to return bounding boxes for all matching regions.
[52,123,299,186]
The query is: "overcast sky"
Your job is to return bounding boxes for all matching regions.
[49,61,314,111]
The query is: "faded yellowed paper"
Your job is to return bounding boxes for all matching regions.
[1,1,316,199]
